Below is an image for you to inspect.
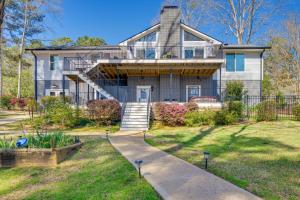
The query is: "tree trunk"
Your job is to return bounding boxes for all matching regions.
[17,0,28,98]
[0,0,5,97]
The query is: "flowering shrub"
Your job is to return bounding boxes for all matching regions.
[184,102,199,112]
[10,98,27,110]
[87,100,121,125]
[159,103,187,126]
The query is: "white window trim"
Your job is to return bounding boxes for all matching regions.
[183,47,206,59]
[45,89,69,96]
[136,85,151,102]
[225,53,246,73]
[49,54,60,71]
[186,85,201,102]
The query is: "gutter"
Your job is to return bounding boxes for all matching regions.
[31,50,38,101]
[260,49,266,97]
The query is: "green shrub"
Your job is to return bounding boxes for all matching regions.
[0,96,12,110]
[184,102,199,112]
[276,92,286,109]
[256,100,277,121]
[184,109,216,127]
[293,104,300,121]
[215,109,238,125]
[225,81,245,101]
[27,132,75,148]
[30,116,48,134]
[227,101,244,118]
[47,101,76,128]
[0,138,16,149]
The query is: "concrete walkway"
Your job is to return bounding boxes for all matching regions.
[0,111,29,125]
[110,131,261,200]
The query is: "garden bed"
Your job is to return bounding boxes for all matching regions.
[0,142,82,168]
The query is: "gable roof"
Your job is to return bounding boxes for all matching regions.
[119,22,223,45]
[119,23,160,46]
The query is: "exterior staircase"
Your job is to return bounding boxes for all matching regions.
[77,72,115,100]
[120,102,150,131]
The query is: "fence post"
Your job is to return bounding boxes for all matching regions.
[275,95,279,120]
[246,95,249,119]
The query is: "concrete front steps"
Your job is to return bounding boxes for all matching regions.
[120,102,149,131]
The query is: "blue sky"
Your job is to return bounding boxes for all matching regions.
[40,0,300,45]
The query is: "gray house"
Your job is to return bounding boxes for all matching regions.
[27,6,270,130]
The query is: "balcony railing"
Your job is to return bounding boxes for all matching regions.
[63,45,223,71]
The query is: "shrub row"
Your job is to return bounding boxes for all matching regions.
[0,96,29,110]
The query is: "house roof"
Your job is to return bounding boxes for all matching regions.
[222,45,271,50]
[118,22,223,45]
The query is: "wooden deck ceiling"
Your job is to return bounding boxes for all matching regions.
[94,60,223,78]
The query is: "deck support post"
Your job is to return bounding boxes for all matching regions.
[169,70,173,101]
[117,67,120,101]
[62,75,65,103]
[219,66,222,102]
[76,76,79,106]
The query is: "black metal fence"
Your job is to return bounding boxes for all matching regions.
[240,95,300,120]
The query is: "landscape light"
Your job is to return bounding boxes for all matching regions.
[203,151,210,170]
[134,159,143,178]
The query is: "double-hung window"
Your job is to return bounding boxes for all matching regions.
[184,47,204,59]
[50,55,59,70]
[226,53,245,72]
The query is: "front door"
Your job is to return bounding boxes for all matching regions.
[186,85,201,102]
[137,86,151,102]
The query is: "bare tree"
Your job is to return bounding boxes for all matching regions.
[208,0,282,44]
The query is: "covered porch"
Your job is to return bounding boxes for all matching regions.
[91,59,223,103]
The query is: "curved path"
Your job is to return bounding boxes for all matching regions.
[110,131,261,200]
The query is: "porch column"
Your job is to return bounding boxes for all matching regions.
[117,67,120,100]
[219,67,222,101]
[62,75,65,103]
[87,84,90,102]
[169,70,173,101]
[76,76,79,106]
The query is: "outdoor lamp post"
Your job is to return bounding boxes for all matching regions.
[134,160,143,178]
[203,151,210,170]
[105,129,109,140]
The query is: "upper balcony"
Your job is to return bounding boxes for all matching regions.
[63,45,224,73]
[84,45,222,60]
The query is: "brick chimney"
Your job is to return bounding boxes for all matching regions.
[160,6,181,58]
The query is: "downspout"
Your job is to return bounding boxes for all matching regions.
[260,49,265,98]
[31,50,38,102]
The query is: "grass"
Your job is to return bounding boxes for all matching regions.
[0,136,160,200]
[146,120,300,200]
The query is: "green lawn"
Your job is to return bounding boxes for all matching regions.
[146,121,300,200]
[0,136,159,200]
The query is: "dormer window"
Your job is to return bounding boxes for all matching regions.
[184,31,203,41]
[137,31,157,42]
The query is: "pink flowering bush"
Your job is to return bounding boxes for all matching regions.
[159,103,188,126]
[10,98,27,110]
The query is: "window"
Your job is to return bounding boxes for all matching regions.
[136,48,156,59]
[138,32,156,42]
[226,53,245,72]
[184,47,204,59]
[195,48,204,58]
[50,92,56,96]
[145,48,155,59]
[185,49,193,59]
[50,55,59,70]
[184,31,203,41]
